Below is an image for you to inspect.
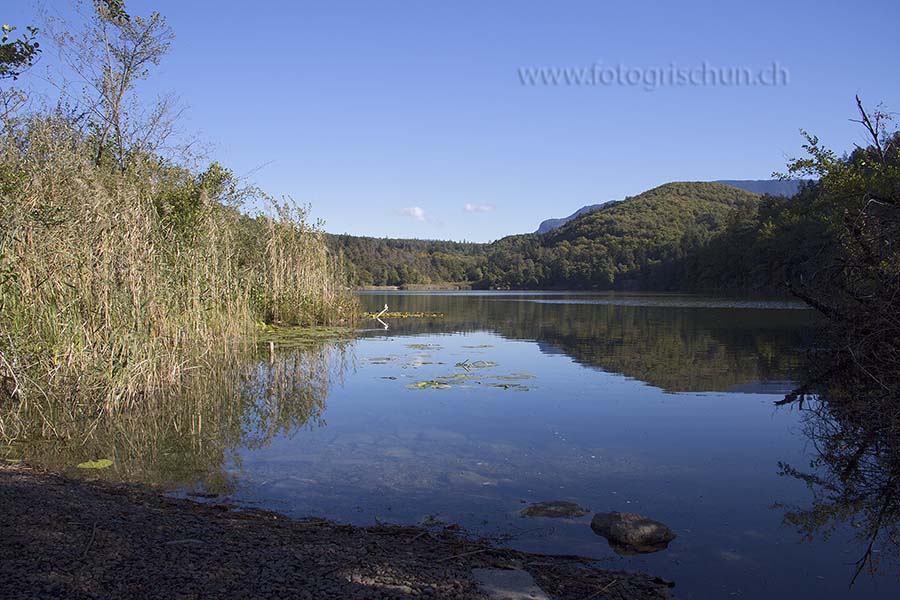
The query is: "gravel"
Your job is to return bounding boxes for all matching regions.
[0,464,673,599]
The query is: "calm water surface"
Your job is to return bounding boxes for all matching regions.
[199,291,896,599]
[18,291,896,598]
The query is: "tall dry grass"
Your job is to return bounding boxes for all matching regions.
[258,200,360,326]
[0,115,358,441]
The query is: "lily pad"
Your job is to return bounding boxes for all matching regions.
[401,360,443,368]
[455,360,498,371]
[258,325,355,348]
[437,373,483,382]
[407,380,451,390]
[407,343,442,351]
[485,382,532,391]
[77,458,114,469]
[496,373,537,381]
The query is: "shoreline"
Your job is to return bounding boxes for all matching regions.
[356,283,473,291]
[1,463,672,599]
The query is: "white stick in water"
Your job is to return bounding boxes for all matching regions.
[375,303,389,318]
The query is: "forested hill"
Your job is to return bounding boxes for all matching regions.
[326,235,486,286]
[533,179,802,234]
[479,182,762,288]
[328,181,778,289]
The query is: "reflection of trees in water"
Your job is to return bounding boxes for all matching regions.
[364,294,815,392]
[0,342,349,491]
[239,343,350,450]
[776,358,900,584]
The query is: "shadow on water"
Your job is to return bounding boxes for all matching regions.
[0,340,350,493]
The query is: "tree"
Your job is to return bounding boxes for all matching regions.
[45,0,176,172]
[0,23,40,81]
[778,97,899,390]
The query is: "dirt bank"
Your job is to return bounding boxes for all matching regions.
[0,464,672,599]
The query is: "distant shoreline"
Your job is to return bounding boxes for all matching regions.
[356,282,473,291]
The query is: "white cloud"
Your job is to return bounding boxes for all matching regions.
[464,203,495,213]
[400,206,427,222]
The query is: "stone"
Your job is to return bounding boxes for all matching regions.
[590,511,676,554]
[519,501,588,519]
[471,568,551,600]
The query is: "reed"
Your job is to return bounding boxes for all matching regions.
[0,115,359,441]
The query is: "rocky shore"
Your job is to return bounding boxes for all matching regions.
[0,464,673,599]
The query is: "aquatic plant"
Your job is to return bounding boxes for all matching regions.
[0,1,359,443]
[407,344,442,351]
[485,382,531,391]
[0,116,358,440]
[455,360,499,371]
[407,380,451,390]
[364,312,444,319]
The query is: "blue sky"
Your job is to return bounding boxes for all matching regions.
[6,0,900,241]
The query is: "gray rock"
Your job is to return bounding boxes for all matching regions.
[519,501,588,519]
[471,568,550,600]
[590,511,676,554]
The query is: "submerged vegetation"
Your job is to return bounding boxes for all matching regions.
[0,3,358,444]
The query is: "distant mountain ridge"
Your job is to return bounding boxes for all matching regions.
[534,179,803,234]
[535,203,607,234]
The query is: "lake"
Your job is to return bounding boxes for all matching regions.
[220,291,894,598]
[13,291,900,598]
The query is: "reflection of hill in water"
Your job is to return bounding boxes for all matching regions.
[360,293,817,393]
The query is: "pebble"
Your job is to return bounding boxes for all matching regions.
[0,463,672,600]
